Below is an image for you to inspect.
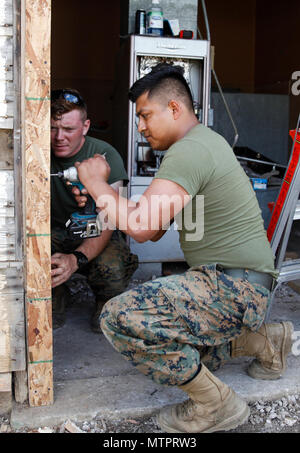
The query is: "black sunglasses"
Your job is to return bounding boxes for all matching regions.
[51,89,86,107]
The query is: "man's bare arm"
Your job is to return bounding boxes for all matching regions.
[75,155,191,243]
[150,217,174,242]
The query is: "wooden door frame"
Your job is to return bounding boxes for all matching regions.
[16,0,53,407]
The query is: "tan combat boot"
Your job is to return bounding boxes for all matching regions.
[157,364,250,433]
[231,322,294,380]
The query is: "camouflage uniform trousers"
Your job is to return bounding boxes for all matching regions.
[51,227,138,303]
[100,264,271,386]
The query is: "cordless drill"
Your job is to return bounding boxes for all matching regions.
[51,166,102,240]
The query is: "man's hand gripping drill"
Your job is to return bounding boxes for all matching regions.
[51,161,104,240]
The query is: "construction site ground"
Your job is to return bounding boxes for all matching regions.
[5,223,300,435]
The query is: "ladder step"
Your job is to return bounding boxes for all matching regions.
[278,259,300,283]
[293,200,300,220]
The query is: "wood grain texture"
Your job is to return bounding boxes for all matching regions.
[23,0,52,406]
[0,372,11,392]
[27,299,52,364]
[0,2,26,388]
[14,370,28,403]
[27,362,53,407]
[0,170,15,261]
[0,130,13,169]
[0,0,13,129]
[0,264,25,372]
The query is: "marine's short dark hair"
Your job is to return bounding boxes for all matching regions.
[129,63,194,111]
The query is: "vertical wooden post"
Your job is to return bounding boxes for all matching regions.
[23,0,53,406]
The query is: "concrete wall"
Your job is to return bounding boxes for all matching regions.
[211,92,290,165]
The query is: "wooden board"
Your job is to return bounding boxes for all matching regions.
[14,370,28,403]
[23,0,52,406]
[0,263,25,372]
[0,170,15,261]
[0,0,13,25]
[0,2,13,130]
[0,130,13,170]
[13,0,27,402]
[13,0,23,262]
[0,372,11,392]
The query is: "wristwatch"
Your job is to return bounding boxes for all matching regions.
[71,251,89,270]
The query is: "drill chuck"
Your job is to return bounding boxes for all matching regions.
[51,165,102,239]
[60,166,79,182]
[50,166,78,181]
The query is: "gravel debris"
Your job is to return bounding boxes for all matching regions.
[1,394,300,433]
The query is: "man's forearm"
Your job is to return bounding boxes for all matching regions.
[87,180,184,244]
[76,156,190,244]
[72,179,123,261]
[51,227,114,288]
[88,180,148,240]
[150,218,174,242]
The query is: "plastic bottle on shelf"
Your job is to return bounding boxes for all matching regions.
[146,0,164,36]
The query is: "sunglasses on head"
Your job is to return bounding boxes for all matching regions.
[51,89,86,107]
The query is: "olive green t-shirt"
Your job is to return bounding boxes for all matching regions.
[51,136,128,228]
[154,124,277,277]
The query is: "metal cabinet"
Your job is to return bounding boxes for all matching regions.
[114,35,211,263]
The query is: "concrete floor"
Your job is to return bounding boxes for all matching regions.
[9,220,300,429]
[11,271,300,429]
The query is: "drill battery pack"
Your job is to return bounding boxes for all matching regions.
[65,212,102,240]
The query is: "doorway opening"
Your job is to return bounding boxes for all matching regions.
[50,0,134,383]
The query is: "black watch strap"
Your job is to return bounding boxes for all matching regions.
[71,251,89,269]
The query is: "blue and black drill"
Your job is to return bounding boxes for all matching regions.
[51,166,102,240]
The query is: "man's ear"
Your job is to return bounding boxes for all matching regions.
[83,119,91,136]
[168,100,181,120]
